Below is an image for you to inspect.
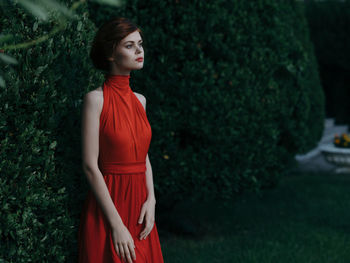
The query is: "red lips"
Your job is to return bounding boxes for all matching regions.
[136,58,143,62]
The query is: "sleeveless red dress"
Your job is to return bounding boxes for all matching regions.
[78,74,164,263]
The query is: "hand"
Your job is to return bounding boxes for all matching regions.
[138,198,156,240]
[111,224,136,263]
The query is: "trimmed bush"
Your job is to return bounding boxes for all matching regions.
[87,0,324,203]
[0,0,324,261]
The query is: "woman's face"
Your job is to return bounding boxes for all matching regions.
[109,30,144,72]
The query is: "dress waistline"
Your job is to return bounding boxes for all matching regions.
[99,161,146,175]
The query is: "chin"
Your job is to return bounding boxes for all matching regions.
[134,64,144,70]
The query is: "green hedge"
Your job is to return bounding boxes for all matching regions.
[87,0,324,201]
[0,0,324,261]
[0,1,100,261]
[305,0,350,125]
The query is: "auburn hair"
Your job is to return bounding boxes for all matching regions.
[90,17,142,72]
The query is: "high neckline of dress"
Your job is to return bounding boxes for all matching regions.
[104,74,131,95]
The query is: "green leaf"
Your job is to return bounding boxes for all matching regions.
[0,76,5,88]
[34,64,48,76]
[37,0,75,19]
[90,0,123,7]
[17,0,49,21]
[33,21,38,31]
[58,187,66,194]
[77,21,82,31]
[49,141,57,149]
[0,34,14,43]
[0,53,18,65]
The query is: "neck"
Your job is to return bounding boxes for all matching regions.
[104,74,131,95]
[108,64,131,76]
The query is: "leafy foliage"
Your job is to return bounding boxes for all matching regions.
[0,1,101,261]
[0,0,324,261]
[88,0,324,203]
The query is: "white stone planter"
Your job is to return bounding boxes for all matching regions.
[320,144,350,173]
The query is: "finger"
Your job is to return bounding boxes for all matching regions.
[142,232,148,240]
[115,244,120,257]
[144,229,152,239]
[145,223,155,238]
[144,230,151,240]
[140,228,150,240]
[145,227,152,238]
[139,226,147,239]
[140,215,149,234]
[119,244,126,262]
[138,207,146,224]
[128,241,136,260]
[123,243,133,263]
[140,231,145,240]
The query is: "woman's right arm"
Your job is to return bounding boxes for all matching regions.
[81,91,136,263]
[81,91,123,229]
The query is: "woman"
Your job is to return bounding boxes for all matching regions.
[78,17,164,263]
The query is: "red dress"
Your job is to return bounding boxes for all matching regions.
[78,74,164,263]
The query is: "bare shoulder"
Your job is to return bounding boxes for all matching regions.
[83,87,103,114]
[133,92,146,109]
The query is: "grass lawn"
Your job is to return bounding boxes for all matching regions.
[158,171,350,263]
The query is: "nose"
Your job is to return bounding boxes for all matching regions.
[135,46,142,54]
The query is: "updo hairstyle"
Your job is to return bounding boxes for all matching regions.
[90,17,142,72]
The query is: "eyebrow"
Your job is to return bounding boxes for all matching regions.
[123,40,143,44]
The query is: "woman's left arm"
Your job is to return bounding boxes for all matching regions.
[138,148,157,241]
[144,154,156,202]
[135,92,157,240]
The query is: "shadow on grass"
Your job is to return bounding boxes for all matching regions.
[158,171,350,263]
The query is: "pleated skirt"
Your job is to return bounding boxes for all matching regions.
[78,169,164,263]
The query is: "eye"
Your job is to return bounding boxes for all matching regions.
[126,44,133,49]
